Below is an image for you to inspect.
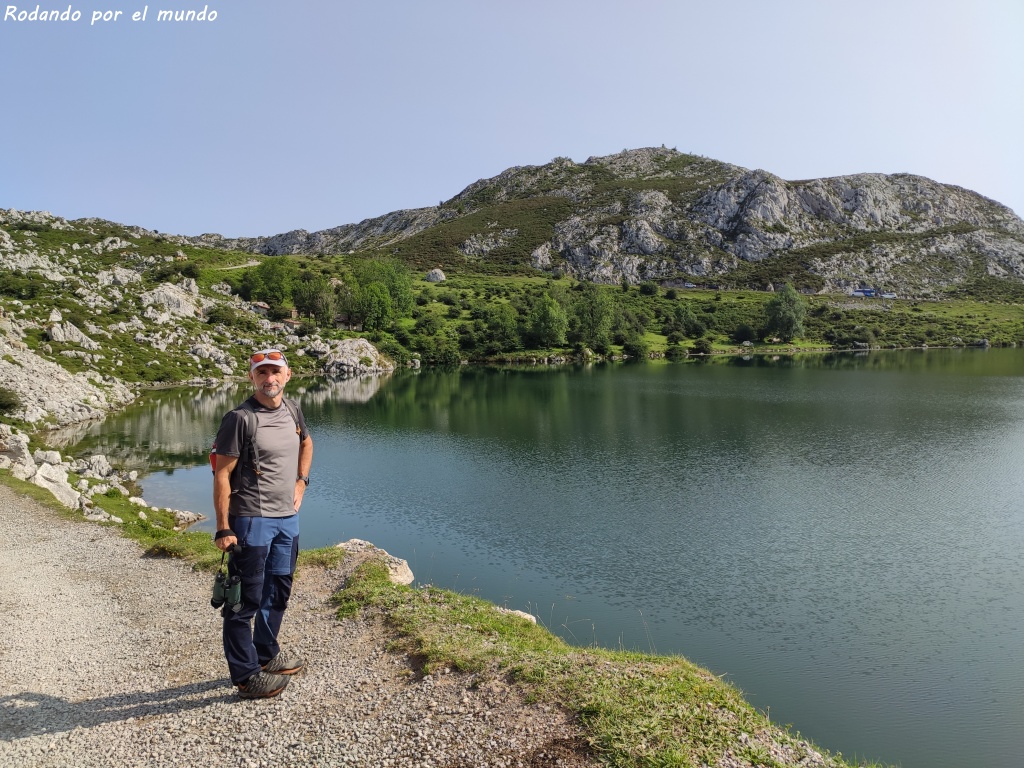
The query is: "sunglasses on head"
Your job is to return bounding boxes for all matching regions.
[250,351,285,364]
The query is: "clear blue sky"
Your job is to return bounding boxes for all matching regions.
[1,0,1021,237]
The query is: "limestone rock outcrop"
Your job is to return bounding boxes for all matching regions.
[186,147,1024,297]
[0,337,135,426]
[321,338,395,378]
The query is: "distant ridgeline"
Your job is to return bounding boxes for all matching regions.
[190,147,1024,299]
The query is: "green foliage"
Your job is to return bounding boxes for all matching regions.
[293,273,336,327]
[388,196,576,274]
[205,303,253,331]
[691,337,714,355]
[360,283,394,331]
[241,256,298,308]
[639,281,659,296]
[732,322,757,343]
[524,293,568,347]
[665,343,688,361]
[569,282,613,354]
[148,260,201,283]
[0,269,42,299]
[763,284,807,341]
[0,386,21,414]
[352,257,414,315]
[622,333,650,360]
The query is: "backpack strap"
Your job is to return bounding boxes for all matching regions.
[282,397,303,438]
[237,397,301,482]
[235,399,261,484]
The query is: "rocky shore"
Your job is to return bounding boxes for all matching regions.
[0,483,593,768]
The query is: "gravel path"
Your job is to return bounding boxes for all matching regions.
[0,485,594,768]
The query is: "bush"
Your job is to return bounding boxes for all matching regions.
[639,282,659,296]
[691,337,714,355]
[622,335,650,360]
[0,386,21,414]
[732,323,757,343]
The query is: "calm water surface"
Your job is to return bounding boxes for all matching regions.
[65,350,1024,768]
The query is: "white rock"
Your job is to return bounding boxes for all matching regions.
[322,338,395,379]
[32,462,80,508]
[32,449,62,465]
[495,607,537,624]
[335,538,414,585]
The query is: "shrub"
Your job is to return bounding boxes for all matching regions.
[622,335,650,360]
[639,282,659,296]
[691,337,713,355]
[0,386,21,414]
[732,323,757,343]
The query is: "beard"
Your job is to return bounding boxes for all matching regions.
[258,381,283,398]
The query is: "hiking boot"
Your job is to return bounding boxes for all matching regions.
[237,670,290,699]
[261,650,304,676]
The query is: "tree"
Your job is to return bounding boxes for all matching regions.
[360,283,394,331]
[353,258,413,317]
[732,323,757,343]
[525,293,568,347]
[622,332,650,361]
[294,275,335,327]
[691,337,713,355]
[662,302,706,339]
[242,256,297,309]
[763,284,807,341]
[482,303,520,353]
[570,282,613,353]
[639,281,659,296]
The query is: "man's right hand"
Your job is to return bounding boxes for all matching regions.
[215,533,238,552]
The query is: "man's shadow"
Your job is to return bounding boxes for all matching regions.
[1,678,238,740]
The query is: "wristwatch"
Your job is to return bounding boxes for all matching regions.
[298,475,310,486]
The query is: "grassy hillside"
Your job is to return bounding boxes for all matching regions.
[3,208,1024,420]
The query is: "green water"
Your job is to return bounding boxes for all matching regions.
[62,350,1024,768]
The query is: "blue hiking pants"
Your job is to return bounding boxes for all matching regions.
[223,514,299,685]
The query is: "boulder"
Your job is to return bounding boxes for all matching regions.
[0,425,33,466]
[425,268,446,283]
[46,322,101,350]
[322,338,395,378]
[304,339,330,357]
[335,538,414,585]
[33,449,62,465]
[32,461,80,509]
[97,266,141,287]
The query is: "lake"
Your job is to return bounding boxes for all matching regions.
[59,350,1024,768]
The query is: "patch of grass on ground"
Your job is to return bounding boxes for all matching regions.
[333,561,888,768]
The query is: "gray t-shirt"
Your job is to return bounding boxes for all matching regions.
[214,396,309,518]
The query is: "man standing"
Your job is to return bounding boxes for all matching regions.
[213,349,313,699]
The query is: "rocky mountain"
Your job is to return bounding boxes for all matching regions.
[3,147,1023,432]
[191,147,1024,297]
[0,209,394,429]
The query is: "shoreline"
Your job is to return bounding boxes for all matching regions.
[0,480,594,767]
[0,476,860,768]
